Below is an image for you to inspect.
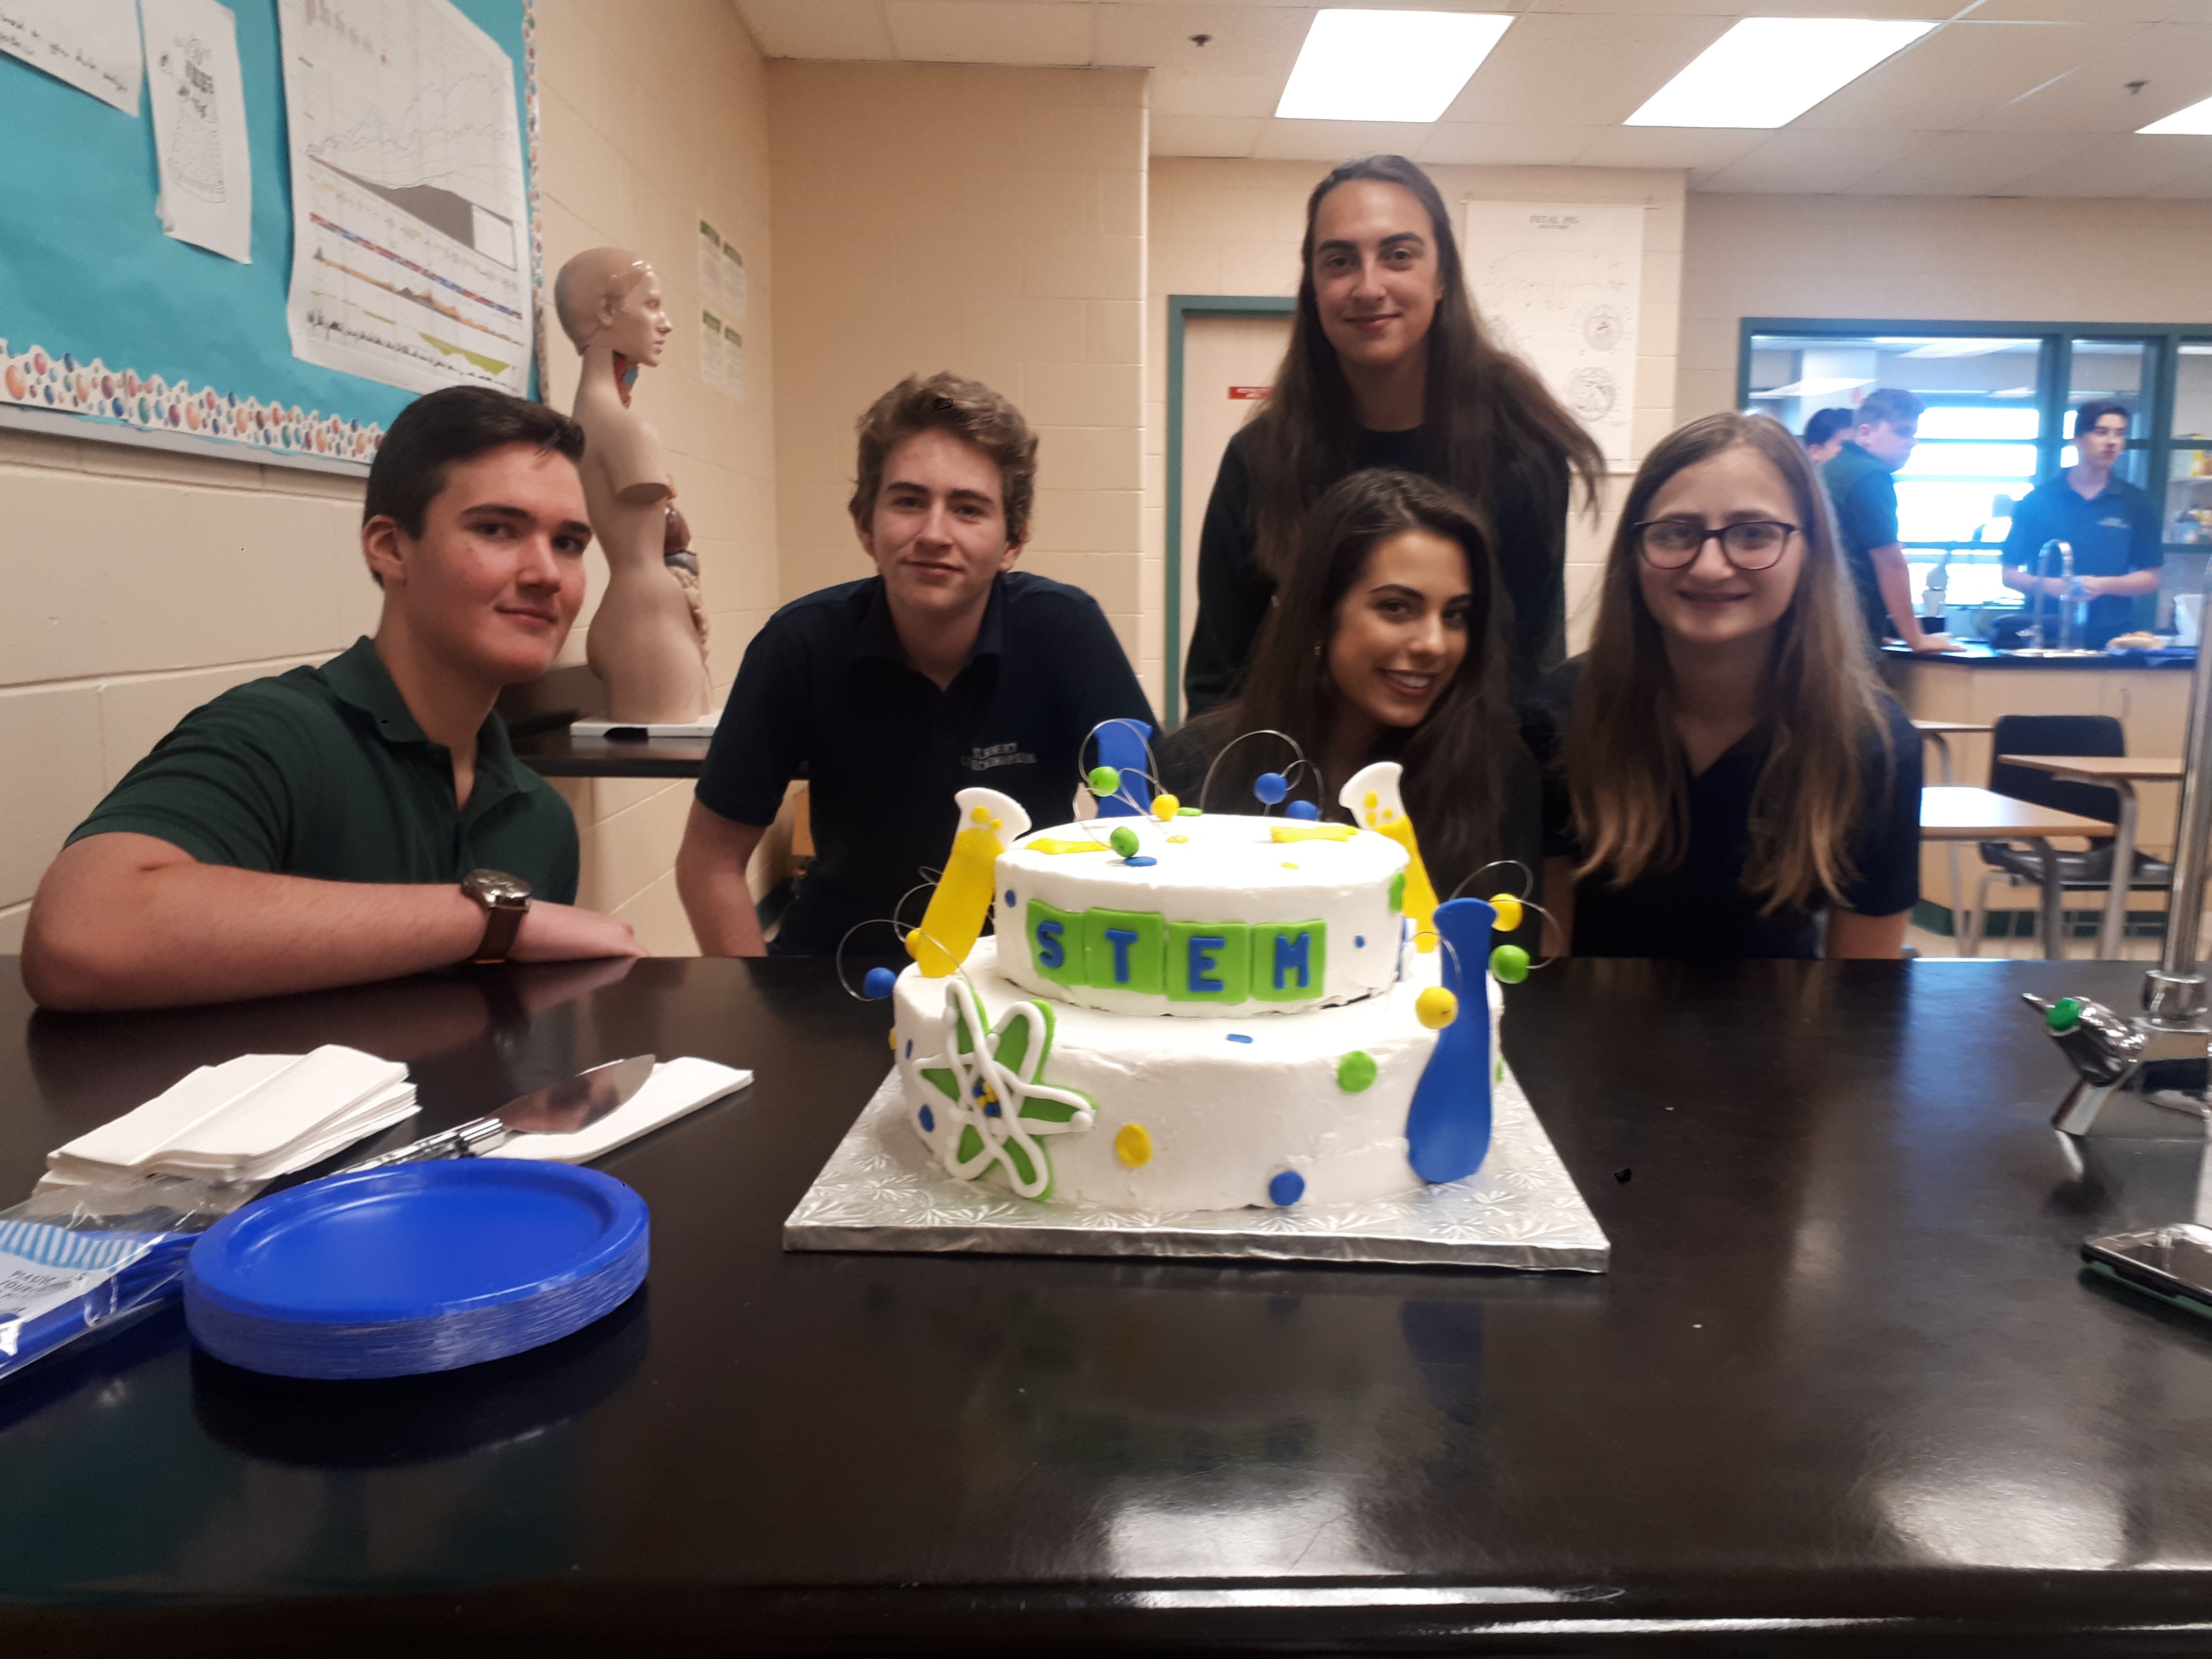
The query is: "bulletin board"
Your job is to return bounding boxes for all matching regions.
[0,0,537,475]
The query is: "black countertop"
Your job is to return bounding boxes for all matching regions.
[6,955,2212,1654]
[1882,642,2197,670]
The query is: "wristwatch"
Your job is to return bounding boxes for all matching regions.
[461,868,532,964]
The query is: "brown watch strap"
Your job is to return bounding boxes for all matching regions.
[473,902,527,964]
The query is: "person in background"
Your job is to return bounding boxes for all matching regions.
[1527,412,1920,960]
[1802,406,1853,465]
[677,372,1155,957]
[1822,387,1958,654]
[1159,468,1537,912]
[2000,399,2162,648]
[1182,153,1604,715]
[23,387,642,1011]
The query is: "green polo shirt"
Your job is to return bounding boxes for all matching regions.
[66,637,578,901]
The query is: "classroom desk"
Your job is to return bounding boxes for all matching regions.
[1912,722,1994,954]
[511,728,714,779]
[1921,786,2115,959]
[8,955,2212,1652]
[1998,757,2186,960]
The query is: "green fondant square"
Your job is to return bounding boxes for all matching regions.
[1167,920,1250,1003]
[1251,920,1327,1001]
[1083,907,1164,994]
[1025,899,1087,988]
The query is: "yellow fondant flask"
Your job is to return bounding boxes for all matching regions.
[1339,760,1439,953]
[909,787,1031,977]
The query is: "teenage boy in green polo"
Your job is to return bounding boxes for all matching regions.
[24,386,642,1011]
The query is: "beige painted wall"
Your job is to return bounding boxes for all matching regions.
[1677,194,2212,424]
[1146,157,1686,688]
[766,62,1148,676]
[0,0,770,960]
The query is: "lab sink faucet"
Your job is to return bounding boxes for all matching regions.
[2032,538,2078,651]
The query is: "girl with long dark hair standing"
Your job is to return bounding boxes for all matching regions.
[1527,413,1920,960]
[1160,469,1536,909]
[1183,154,1604,715]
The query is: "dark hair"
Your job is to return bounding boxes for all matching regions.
[1855,387,1924,430]
[849,372,1038,543]
[1242,156,1605,611]
[2075,399,2131,438]
[1567,413,1888,914]
[363,386,584,539]
[1803,407,1853,447]
[1180,468,1513,897]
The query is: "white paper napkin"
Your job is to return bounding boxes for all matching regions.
[485,1056,750,1164]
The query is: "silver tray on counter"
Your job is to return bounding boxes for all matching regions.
[783,1062,1608,1273]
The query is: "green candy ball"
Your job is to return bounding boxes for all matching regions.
[1490,944,1530,985]
[1087,765,1121,795]
[1109,825,1141,858]
[1336,1050,1377,1093]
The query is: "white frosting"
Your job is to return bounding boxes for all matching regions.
[994,812,1407,1017]
[891,939,1502,1212]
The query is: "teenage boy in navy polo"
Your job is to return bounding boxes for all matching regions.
[2001,399,2162,647]
[678,372,1155,956]
[1822,387,1959,654]
[24,387,642,1011]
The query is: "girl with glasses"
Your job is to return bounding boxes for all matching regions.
[1525,412,1920,960]
[1161,469,1538,918]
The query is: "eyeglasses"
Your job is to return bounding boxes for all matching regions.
[1633,518,1798,572]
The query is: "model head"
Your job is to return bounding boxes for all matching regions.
[553,247,671,366]
[361,386,591,684]
[2074,398,2130,469]
[1801,406,1853,464]
[849,372,1039,624]
[1569,411,1886,913]
[1852,386,1923,470]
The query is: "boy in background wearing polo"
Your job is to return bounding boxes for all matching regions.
[2002,399,2162,648]
[678,372,1155,957]
[1823,387,1959,654]
[24,387,642,1011]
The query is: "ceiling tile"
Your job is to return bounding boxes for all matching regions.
[1841,128,2102,193]
[1570,127,1768,169]
[1443,11,1730,127]
[1999,130,2212,193]
[1967,1,2195,20]
[1252,118,1441,162]
[1968,22,2212,132]
[734,0,896,60]
[1516,0,1746,12]
[1151,68,1295,119]
[1414,122,1598,167]
[1690,127,1935,193]
[1149,113,1265,158]
[1791,21,2113,132]
[1094,4,1309,75]
[885,1,1095,66]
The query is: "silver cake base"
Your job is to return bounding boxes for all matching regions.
[782,1062,1608,1272]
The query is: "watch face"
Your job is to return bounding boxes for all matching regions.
[464,869,532,908]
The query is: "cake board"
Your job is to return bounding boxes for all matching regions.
[782,1059,1608,1272]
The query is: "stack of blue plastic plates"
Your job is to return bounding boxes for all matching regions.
[183,1160,649,1380]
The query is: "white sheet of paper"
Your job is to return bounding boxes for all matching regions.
[1463,201,1645,468]
[722,322,744,401]
[720,243,747,321]
[278,0,529,395]
[698,217,724,309]
[0,0,143,114]
[141,0,252,263]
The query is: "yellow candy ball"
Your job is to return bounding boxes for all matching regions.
[1152,793,1181,822]
[1415,986,1459,1030]
[1490,894,1524,932]
[1115,1122,1154,1167]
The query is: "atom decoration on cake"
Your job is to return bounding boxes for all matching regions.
[911,978,1096,1201]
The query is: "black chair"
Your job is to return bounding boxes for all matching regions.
[1967,714,2172,956]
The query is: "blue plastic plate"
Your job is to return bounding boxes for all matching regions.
[184,1160,649,1379]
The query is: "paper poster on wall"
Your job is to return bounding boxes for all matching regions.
[0,0,143,114]
[277,0,530,396]
[141,0,252,264]
[697,215,747,321]
[721,321,744,400]
[1463,201,1643,467]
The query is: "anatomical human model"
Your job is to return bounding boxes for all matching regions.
[553,247,713,725]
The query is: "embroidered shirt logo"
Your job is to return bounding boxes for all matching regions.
[964,741,1035,772]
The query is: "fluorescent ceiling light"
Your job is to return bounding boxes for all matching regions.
[1899,340,2037,359]
[1626,18,1938,130]
[2141,95,2212,135]
[1276,9,1514,123]
[1752,376,1875,398]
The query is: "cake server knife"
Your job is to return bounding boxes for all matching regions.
[343,1055,658,1171]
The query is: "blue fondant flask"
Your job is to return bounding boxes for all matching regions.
[1092,720,1154,818]
[1404,896,1495,1185]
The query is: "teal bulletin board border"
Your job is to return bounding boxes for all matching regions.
[1164,294,1296,728]
[0,0,535,474]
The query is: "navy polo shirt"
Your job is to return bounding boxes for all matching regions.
[698,572,1156,956]
[2000,474,2162,647]
[1525,661,1921,959]
[1822,441,1902,646]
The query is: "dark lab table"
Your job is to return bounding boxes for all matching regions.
[7,955,2212,1655]
[511,727,713,778]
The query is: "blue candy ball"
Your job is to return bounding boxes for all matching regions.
[1269,1169,1306,1207]
[863,966,897,1000]
[1285,798,1321,820]
[1254,771,1288,805]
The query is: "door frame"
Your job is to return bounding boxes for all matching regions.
[1165,293,1297,727]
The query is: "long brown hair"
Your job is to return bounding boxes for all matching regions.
[1184,469,1513,897]
[1244,156,1605,591]
[1565,411,1888,913]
